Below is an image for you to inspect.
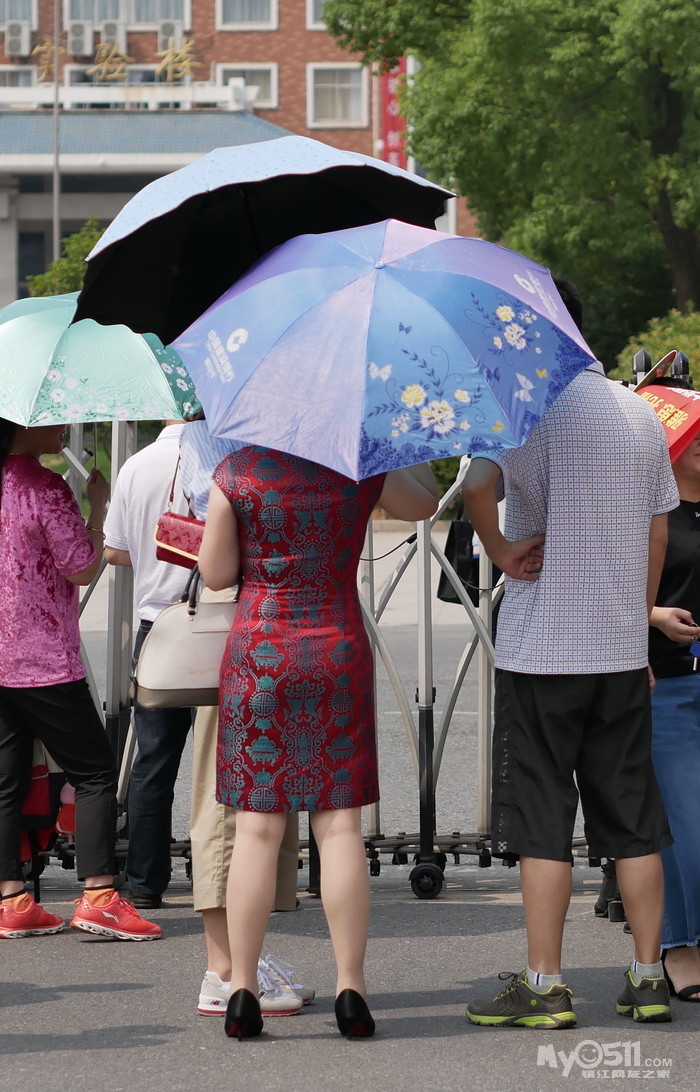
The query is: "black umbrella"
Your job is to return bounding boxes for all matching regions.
[74,135,452,344]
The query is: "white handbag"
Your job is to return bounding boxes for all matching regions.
[131,567,238,708]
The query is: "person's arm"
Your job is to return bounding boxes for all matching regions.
[461,457,544,581]
[198,482,240,591]
[647,513,669,618]
[104,547,132,567]
[377,463,439,522]
[66,468,110,586]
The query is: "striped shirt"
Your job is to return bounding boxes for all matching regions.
[178,420,242,520]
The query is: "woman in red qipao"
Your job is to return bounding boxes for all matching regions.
[199,445,438,1040]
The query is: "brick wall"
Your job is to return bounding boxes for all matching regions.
[2,0,479,234]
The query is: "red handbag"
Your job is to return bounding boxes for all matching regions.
[154,510,204,569]
[153,457,205,569]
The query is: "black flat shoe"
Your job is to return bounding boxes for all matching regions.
[661,948,700,1002]
[334,989,375,1038]
[224,988,264,1039]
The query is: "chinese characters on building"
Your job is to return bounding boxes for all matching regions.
[34,35,200,82]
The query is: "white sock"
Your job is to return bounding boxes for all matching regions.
[206,971,230,988]
[527,966,564,992]
[630,959,663,984]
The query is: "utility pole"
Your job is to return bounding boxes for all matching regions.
[52,0,61,262]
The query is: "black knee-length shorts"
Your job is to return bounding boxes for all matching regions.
[490,668,672,863]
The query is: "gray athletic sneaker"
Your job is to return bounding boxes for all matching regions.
[466,970,577,1029]
[616,969,671,1023]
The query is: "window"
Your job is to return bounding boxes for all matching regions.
[218,0,276,30]
[67,62,178,85]
[218,63,277,108]
[0,64,33,85]
[306,0,327,29]
[18,231,46,294]
[308,64,367,128]
[68,0,122,19]
[128,0,186,23]
[0,0,33,26]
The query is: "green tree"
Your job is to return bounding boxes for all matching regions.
[325,0,700,366]
[608,308,700,386]
[27,218,104,296]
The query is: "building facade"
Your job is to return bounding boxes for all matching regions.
[0,0,471,305]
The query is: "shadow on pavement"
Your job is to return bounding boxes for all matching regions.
[0,1024,182,1054]
[0,980,147,1008]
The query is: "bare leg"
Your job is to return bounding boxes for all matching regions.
[310,807,369,996]
[520,857,572,974]
[201,908,232,982]
[226,810,287,994]
[615,853,663,965]
[663,945,700,999]
[0,880,27,896]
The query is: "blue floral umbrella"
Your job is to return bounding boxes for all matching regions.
[172,219,599,479]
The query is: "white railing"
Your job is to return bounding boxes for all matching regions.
[0,78,256,111]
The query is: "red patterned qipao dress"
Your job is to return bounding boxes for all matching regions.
[213,446,385,812]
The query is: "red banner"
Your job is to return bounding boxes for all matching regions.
[638,383,700,462]
[380,60,407,170]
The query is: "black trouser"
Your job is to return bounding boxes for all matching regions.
[0,680,118,881]
[126,621,193,897]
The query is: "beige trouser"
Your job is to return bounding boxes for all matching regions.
[189,586,299,912]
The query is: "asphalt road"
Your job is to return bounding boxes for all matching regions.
[3,533,698,1090]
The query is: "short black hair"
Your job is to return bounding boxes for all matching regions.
[0,417,19,506]
[552,274,584,333]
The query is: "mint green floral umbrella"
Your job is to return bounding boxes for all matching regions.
[0,295,199,425]
[0,291,79,323]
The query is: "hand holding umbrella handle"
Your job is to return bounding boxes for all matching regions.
[85,468,110,536]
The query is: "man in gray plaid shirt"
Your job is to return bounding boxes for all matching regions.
[462,363,679,1029]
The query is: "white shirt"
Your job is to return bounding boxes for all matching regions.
[484,370,679,674]
[104,424,191,621]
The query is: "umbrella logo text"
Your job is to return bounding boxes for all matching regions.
[205,330,235,384]
[226,328,249,354]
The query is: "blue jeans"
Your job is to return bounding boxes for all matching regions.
[651,674,700,948]
[127,622,193,897]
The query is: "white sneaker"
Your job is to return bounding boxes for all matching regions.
[257,960,303,1016]
[198,970,230,1016]
[262,953,316,1005]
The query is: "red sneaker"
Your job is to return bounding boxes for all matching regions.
[70,890,162,941]
[0,893,64,938]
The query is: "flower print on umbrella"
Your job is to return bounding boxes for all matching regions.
[471,295,545,361]
[363,328,487,459]
[400,383,427,408]
[419,399,456,436]
[503,322,527,350]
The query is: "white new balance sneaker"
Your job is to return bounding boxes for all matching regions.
[198,971,230,1016]
[261,953,316,1004]
[199,964,304,1017]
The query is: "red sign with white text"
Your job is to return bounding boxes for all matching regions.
[380,60,407,170]
[638,384,700,462]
